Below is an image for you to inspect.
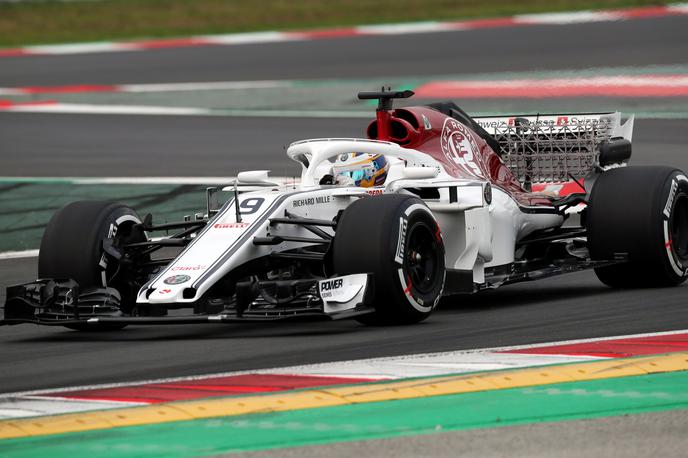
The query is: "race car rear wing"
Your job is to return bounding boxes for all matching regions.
[473,112,634,184]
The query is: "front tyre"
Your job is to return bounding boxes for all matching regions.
[332,194,445,325]
[38,201,147,330]
[587,166,688,287]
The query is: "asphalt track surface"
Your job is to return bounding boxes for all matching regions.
[0,16,687,86]
[0,114,358,177]
[2,257,688,394]
[1,16,688,398]
[1,115,684,177]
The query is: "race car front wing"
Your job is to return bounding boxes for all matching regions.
[1,274,375,327]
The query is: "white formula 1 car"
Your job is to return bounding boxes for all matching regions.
[4,90,688,329]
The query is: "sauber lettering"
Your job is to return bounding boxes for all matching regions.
[171,265,206,271]
[214,223,249,229]
[440,118,483,178]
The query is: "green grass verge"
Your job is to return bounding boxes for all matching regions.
[0,0,676,48]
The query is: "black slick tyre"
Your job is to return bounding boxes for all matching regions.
[332,194,445,325]
[587,166,688,287]
[38,201,146,330]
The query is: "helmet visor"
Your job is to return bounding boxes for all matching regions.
[341,169,367,181]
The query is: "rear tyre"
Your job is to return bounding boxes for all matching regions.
[332,194,445,325]
[39,201,147,330]
[587,166,688,287]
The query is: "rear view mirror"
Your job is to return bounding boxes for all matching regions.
[206,187,220,216]
[237,170,272,184]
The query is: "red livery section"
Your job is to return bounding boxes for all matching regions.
[366,105,553,208]
[41,374,375,403]
[505,333,688,358]
[531,180,586,197]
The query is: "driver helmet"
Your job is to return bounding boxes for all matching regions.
[332,153,389,187]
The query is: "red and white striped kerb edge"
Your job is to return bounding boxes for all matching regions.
[1,4,687,58]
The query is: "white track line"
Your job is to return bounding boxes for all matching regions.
[25,42,137,55]
[514,11,622,24]
[669,2,688,13]
[0,103,374,118]
[0,176,295,185]
[199,31,302,46]
[7,103,216,116]
[0,249,39,260]
[71,176,253,184]
[356,21,462,35]
[120,80,290,93]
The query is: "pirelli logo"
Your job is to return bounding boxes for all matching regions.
[394,217,407,265]
[664,179,678,218]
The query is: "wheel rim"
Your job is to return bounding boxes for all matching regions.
[105,219,141,285]
[103,217,148,312]
[671,194,688,262]
[404,221,441,294]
